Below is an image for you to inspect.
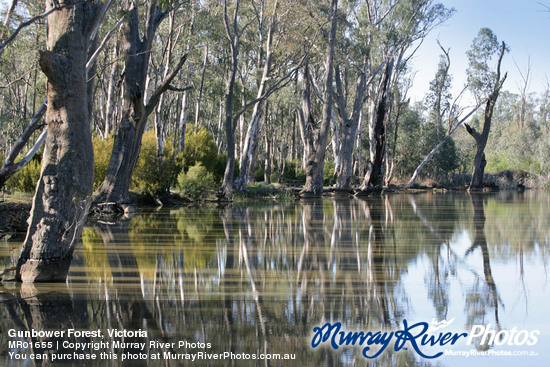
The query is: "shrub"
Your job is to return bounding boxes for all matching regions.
[179,128,218,170]
[323,160,336,186]
[537,137,550,176]
[6,157,42,193]
[92,135,114,190]
[254,163,265,182]
[177,163,216,198]
[131,130,175,196]
[270,159,306,185]
[174,127,229,182]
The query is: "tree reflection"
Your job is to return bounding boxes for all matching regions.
[464,194,502,350]
[2,193,549,366]
[408,194,451,321]
[0,284,89,366]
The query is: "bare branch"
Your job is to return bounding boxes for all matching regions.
[0,102,46,187]
[145,53,188,116]
[0,1,90,53]
[86,17,124,73]
[86,0,115,41]
[2,0,18,29]
[167,85,192,92]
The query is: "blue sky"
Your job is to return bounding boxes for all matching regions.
[409,0,550,102]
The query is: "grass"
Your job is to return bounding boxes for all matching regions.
[1,191,33,203]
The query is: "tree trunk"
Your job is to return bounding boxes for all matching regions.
[97,3,151,203]
[221,48,238,197]
[235,6,276,192]
[466,42,507,190]
[220,0,242,199]
[361,59,393,189]
[104,43,120,137]
[96,1,185,203]
[301,0,338,196]
[16,0,96,283]
[264,129,271,183]
[177,91,189,152]
[353,109,363,176]
[334,63,367,190]
[194,44,208,126]
[154,12,175,163]
[0,0,116,188]
[330,110,341,182]
[296,63,313,173]
[470,146,487,188]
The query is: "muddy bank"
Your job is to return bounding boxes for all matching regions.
[0,202,31,237]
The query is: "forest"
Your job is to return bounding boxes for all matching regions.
[0,0,549,282]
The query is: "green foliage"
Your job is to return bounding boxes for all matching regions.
[537,137,550,176]
[177,163,216,198]
[92,136,114,190]
[420,122,459,177]
[266,159,306,185]
[177,128,225,181]
[394,107,424,177]
[466,28,506,99]
[282,159,306,184]
[254,163,265,182]
[131,130,175,196]
[483,92,549,177]
[6,157,41,193]
[448,125,476,175]
[323,160,336,186]
[390,104,461,181]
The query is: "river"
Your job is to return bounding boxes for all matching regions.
[1,191,549,366]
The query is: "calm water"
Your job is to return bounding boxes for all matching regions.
[1,192,549,366]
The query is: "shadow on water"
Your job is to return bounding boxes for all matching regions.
[0,192,549,366]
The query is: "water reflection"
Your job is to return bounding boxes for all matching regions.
[1,192,549,366]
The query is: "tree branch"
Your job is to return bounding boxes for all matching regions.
[464,123,482,143]
[0,102,46,187]
[145,53,188,116]
[86,17,124,72]
[0,1,90,53]
[167,85,192,92]
[86,0,114,41]
[2,0,18,29]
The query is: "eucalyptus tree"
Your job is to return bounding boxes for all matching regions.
[540,78,550,134]
[464,28,507,189]
[234,0,314,191]
[219,0,311,196]
[331,1,375,191]
[233,0,279,192]
[1,0,117,188]
[16,0,105,282]
[406,43,457,187]
[300,0,338,196]
[357,0,454,189]
[96,0,188,204]
[219,0,254,198]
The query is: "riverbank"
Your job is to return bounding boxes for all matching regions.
[1,169,546,236]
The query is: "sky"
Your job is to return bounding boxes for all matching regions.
[408,0,550,104]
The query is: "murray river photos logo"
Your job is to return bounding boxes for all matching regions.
[310,319,540,359]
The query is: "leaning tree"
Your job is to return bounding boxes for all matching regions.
[16,0,104,282]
